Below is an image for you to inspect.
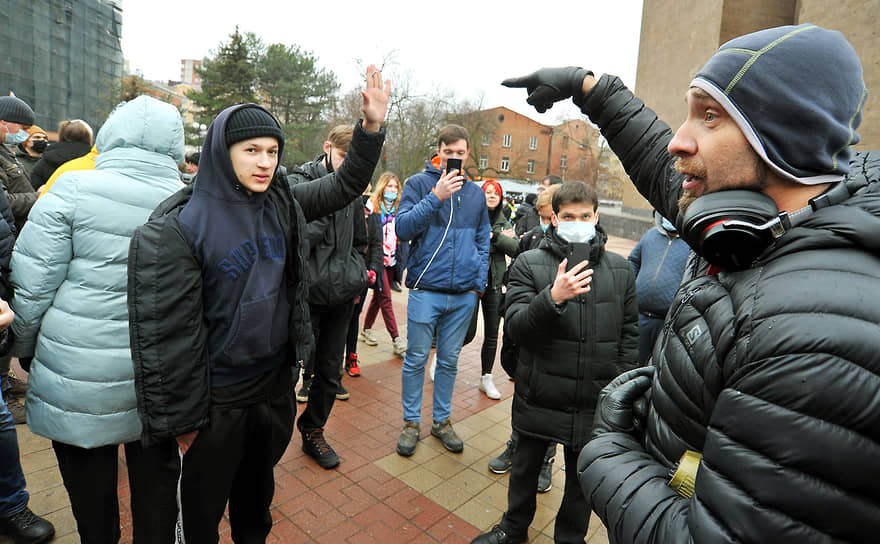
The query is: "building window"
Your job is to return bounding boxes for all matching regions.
[502,134,512,148]
[480,155,488,169]
[500,157,510,172]
[562,136,569,148]
[481,134,491,146]
[560,155,567,169]
[527,160,535,174]
[580,158,586,168]
[529,136,538,150]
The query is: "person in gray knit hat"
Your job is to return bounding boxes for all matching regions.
[480,24,880,544]
[0,96,38,427]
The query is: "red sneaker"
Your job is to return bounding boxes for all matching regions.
[346,353,361,377]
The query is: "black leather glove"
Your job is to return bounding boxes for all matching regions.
[592,366,655,438]
[502,67,594,113]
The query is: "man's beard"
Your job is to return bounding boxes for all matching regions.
[675,152,770,214]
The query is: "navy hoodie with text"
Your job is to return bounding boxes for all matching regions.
[178,105,290,387]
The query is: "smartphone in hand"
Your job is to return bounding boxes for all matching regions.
[566,242,591,272]
[445,158,462,174]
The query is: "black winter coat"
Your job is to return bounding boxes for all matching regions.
[577,75,880,543]
[287,158,374,306]
[29,141,91,189]
[505,226,638,449]
[0,145,36,231]
[128,122,384,445]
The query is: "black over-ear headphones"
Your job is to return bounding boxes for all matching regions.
[680,183,852,271]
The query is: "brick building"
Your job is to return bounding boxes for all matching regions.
[624,0,880,213]
[468,106,598,184]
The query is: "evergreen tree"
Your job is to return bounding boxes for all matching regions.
[187,27,262,121]
[256,43,339,167]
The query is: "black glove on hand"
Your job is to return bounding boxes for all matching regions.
[502,67,594,113]
[592,366,655,438]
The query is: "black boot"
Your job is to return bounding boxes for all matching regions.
[0,507,55,544]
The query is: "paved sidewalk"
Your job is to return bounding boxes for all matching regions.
[3,235,637,544]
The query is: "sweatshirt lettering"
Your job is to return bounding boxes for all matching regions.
[217,235,286,280]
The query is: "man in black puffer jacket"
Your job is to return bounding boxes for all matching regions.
[473,181,638,544]
[504,24,880,544]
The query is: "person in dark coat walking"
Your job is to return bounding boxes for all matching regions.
[473,181,638,544]
[505,23,880,543]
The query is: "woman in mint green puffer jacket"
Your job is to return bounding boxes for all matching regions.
[8,95,183,542]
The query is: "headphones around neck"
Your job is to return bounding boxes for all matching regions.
[680,183,852,271]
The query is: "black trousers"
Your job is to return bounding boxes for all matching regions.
[479,287,503,375]
[179,371,296,543]
[500,434,590,543]
[52,439,179,544]
[298,302,354,434]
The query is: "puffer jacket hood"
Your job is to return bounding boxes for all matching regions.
[97,95,185,166]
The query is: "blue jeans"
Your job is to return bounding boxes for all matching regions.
[0,388,27,518]
[402,289,477,423]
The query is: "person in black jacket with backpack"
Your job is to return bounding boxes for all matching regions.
[127,66,389,543]
[505,24,880,544]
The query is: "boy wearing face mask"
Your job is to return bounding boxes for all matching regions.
[474,181,638,544]
[14,126,48,178]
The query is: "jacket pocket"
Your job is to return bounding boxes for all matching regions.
[222,290,290,364]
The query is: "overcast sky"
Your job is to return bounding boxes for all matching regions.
[120,0,644,124]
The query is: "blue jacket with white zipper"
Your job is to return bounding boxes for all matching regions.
[396,160,490,293]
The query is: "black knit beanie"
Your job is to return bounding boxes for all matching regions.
[0,96,35,126]
[692,24,866,184]
[224,106,284,148]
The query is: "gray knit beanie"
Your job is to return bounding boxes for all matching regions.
[692,24,867,184]
[0,96,35,126]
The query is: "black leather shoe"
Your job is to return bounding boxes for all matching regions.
[0,507,55,544]
[389,281,402,292]
[471,524,526,544]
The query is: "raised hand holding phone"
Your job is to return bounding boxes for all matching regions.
[435,157,465,200]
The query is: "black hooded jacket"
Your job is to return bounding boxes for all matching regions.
[127,107,384,445]
[287,156,376,306]
[576,75,880,543]
[505,225,638,449]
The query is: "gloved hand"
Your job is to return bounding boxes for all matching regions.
[592,366,655,438]
[502,67,594,113]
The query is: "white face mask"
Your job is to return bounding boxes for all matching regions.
[556,220,596,243]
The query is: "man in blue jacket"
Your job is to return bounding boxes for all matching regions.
[395,124,490,457]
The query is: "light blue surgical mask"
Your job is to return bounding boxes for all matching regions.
[383,191,397,201]
[661,217,676,232]
[4,129,28,145]
[556,220,596,244]
[540,222,550,232]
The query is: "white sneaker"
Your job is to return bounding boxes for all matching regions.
[392,336,406,357]
[480,374,501,400]
[428,354,436,382]
[360,329,378,346]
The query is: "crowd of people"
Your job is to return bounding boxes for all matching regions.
[0,21,876,544]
